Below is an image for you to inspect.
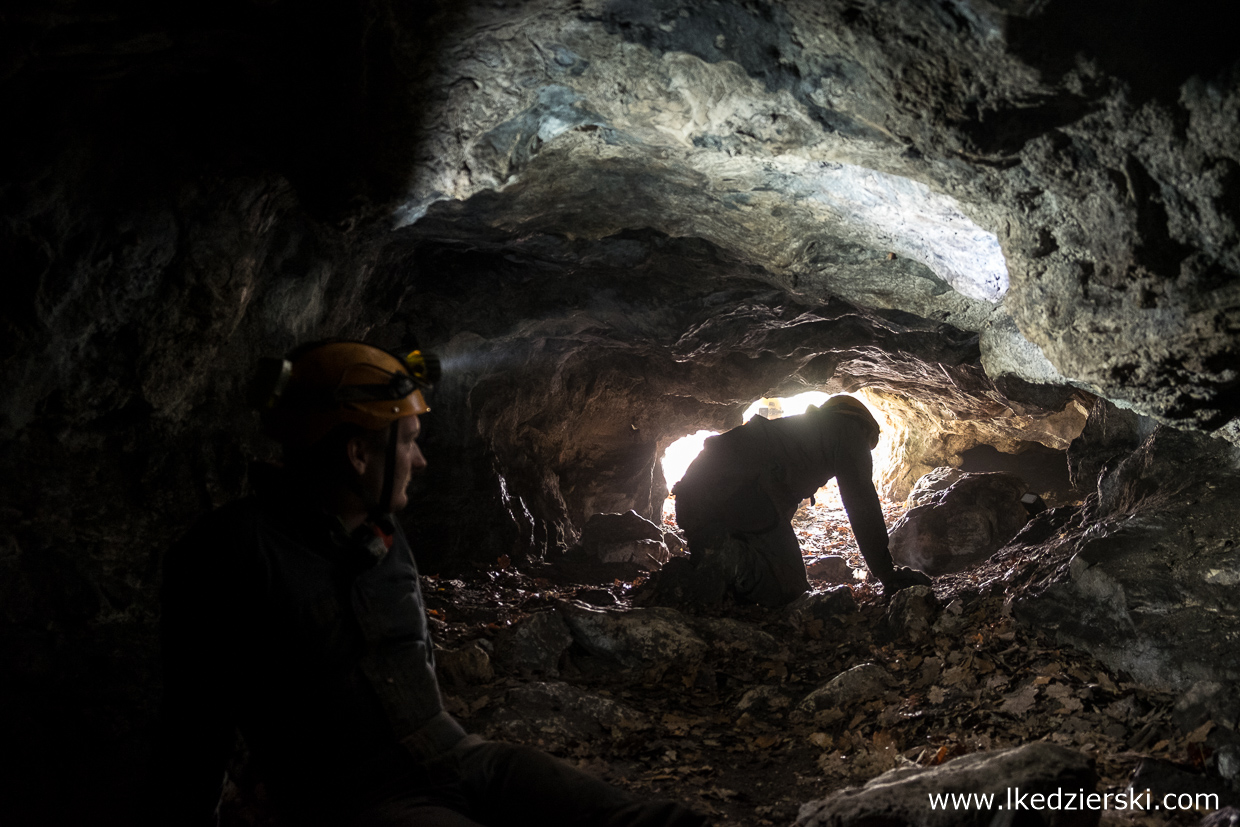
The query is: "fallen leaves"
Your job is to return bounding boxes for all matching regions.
[999,684,1039,716]
[422,496,1221,826]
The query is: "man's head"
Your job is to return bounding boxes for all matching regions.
[813,395,881,450]
[343,413,426,513]
[257,340,430,512]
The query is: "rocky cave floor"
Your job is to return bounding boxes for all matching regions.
[366,494,1236,827]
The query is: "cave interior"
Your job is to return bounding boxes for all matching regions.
[3,0,1240,824]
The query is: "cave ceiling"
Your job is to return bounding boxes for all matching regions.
[384,0,1240,439]
[4,0,1238,442]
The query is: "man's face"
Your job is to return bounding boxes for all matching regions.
[389,415,427,511]
[356,415,427,512]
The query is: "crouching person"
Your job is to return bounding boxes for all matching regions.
[157,340,708,827]
[673,395,930,607]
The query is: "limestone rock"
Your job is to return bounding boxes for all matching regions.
[905,467,965,508]
[685,615,780,656]
[885,585,940,643]
[484,681,649,746]
[736,685,792,712]
[795,742,1097,827]
[1173,682,1240,734]
[1067,398,1159,493]
[556,601,709,669]
[578,510,669,568]
[1216,753,1240,794]
[889,472,1030,575]
[1201,808,1240,827]
[7,2,1240,821]
[793,663,891,723]
[931,598,966,636]
[1016,437,1240,692]
[805,555,853,584]
[492,610,574,677]
[785,586,859,628]
[663,531,688,557]
[1129,759,1239,816]
[436,640,494,688]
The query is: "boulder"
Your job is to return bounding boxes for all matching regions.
[556,601,709,669]
[785,586,859,628]
[885,585,940,643]
[492,610,574,677]
[579,511,669,568]
[685,615,780,656]
[905,467,966,508]
[436,640,494,688]
[792,663,891,723]
[484,681,649,746]
[889,472,1030,575]
[806,555,853,584]
[795,742,1097,827]
[736,685,793,713]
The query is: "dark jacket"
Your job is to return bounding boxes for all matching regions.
[158,471,465,825]
[672,408,893,577]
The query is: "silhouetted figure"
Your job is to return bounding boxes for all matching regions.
[673,395,930,607]
[157,340,707,827]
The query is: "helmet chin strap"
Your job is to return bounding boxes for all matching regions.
[344,421,399,534]
[372,420,400,533]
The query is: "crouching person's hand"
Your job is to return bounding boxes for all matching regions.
[881,566,932,594]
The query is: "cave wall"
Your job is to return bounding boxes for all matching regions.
[396,228,1095,560]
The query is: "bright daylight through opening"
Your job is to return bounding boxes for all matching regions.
[660,392,906,583]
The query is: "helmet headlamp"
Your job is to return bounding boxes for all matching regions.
[253,342,439,447]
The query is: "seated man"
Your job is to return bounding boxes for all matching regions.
[157,340,706,827]
[672,395,930,607]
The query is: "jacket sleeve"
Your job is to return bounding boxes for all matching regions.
[835,441,897,583]
[153,517,246,826]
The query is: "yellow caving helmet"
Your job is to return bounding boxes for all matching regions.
[816,395,881,450]
[255,341,433,449]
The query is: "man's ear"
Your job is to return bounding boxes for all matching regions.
[345,435,369,476]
